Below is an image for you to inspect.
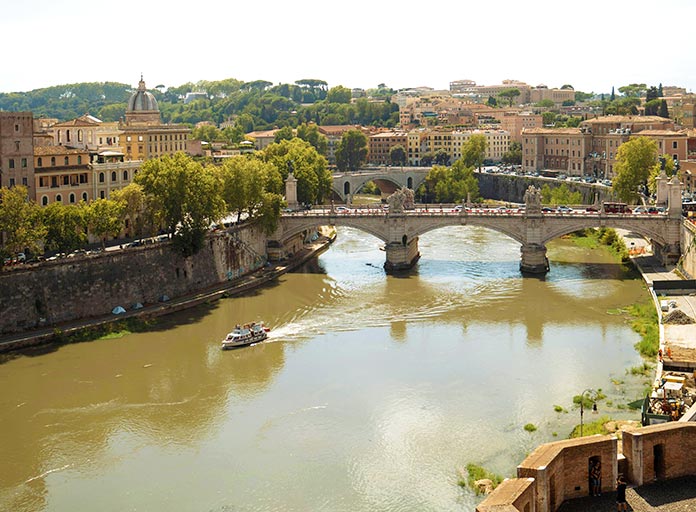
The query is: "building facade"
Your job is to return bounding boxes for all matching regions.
[0,112,36,199]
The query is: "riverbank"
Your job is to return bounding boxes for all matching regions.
[0,229,336,354]
[619,230,696,423]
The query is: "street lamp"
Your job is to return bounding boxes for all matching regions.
[579,388,598,437]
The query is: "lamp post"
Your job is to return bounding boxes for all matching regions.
[580,388,598,437]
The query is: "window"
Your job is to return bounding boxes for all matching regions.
[138,135,143,142]
[77,156,82,165]
[123,170,129,181]
[82,192,88,201]
[69,193,75,204]
[126,136,132,142]
[22,177,27,186]
[111,171,117,182]
[51,157,56,166]
[64,156,69,165]
[42,196,48,206]
[100,191,105,199]
[673,141,678,149]
[56,194,62,202]
[21,158,27,168]
[38,157,43,167]
[99,172,105,183]
[15,124,19,132]
[9,178,15,186]
[78,130,83,142]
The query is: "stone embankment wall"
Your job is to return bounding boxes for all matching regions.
[476,173,612,204]
[679,220,696,278]
[0,225,267,335]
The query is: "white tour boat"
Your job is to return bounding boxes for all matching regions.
[221,322,270,350]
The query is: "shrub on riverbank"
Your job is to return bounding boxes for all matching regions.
[53,318,155,344]
[627,299,659,358]
[458,463,504,494]
[569,415,612,438]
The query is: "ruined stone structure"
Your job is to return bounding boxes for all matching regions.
[477,423,696,512]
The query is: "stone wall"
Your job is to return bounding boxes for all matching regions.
[476,173,611,205]
[476,423,696,512]
[679,220,696,278]
[0,224,267,335]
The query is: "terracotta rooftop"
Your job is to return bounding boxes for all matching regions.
[583,115,672,124]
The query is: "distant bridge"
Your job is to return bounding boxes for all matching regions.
[331,167,429,202]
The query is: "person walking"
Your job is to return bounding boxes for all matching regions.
[616,474,628,511]
[591,461,601,496]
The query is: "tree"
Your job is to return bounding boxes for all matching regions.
[42,202,88,253]
[390,145,407,166]
[191,124,222,142]
[542,111,556,126]
[460,134,487,169]
[658,100,669,118]
[498,88,521,107]
[502,141,522,165]
[111,183,148,237]
[422,161,479,203]
[486,95,497,107]
[263,138,331,204]
[540,183,582,205]
[575,91,594,103]
[296,123,328,155]
[535,99,555,108]
[612,137,659,203]
[434,149,450,166]
[220,156,279,222]
[86,198,125,249]
[136,153,226,256]
[0,185,46,259]
[560,84,574,90]
[618,83,647,98]
[327,85,352,104]
[274,126,294,143]
[335,129,368,172]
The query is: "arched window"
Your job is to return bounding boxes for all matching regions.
[99,172,105,183]
[66,130,71,142]
[64,156,69,166]
[51,157,56,166]
[42,196,48,206]
[77,130,83,142]
[123,170,129,181]
[77,156,82,165]
[100,191,105,199]
[82,192,88,202]
[37,157,43,167]
[111,171,117,182]
[56,194,62,202]
[69,193,75,204]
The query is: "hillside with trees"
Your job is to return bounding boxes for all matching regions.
[0,78,400,131]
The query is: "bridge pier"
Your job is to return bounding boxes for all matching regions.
[384,237,420,272]
[520,243,549,274]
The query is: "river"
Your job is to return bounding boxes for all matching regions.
[0,226,649,512]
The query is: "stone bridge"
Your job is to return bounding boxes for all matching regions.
[274,177,684,274]
[331,167,429,202]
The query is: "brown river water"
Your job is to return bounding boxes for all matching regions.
[0,226,649,512]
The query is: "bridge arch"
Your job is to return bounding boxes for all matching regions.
[539,219,669,247]
[277,217,389,244]
[406,217,526,245]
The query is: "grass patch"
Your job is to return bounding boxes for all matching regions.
[569,415,612,438]
[573,390,606,409]
[626,299,659,358]
[629,362,654,376]
[553,405,567,413]
[458,464,504,494]
[567,228,629,261]
[524,423,537,432]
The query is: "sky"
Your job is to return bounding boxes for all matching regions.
[2,0,696,95]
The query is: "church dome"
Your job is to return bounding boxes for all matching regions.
[127,76,159,113]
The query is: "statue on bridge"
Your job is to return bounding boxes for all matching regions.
[386,188,415,213]
[524,185,542,214]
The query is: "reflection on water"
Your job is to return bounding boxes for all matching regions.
[0,226,648,512]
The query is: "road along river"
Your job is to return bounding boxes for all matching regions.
[0,226,649,512]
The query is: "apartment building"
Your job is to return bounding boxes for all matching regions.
[452,130,511,163]
[522,115,688,178]
[368,131,408,165]
[34,146,91,206]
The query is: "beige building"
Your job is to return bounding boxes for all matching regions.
[34,146,91,206]
[0,112,36,200]
[452,129,511,162]
[529,85,576,105]
[118,77,190,161]
[368,131,408,165]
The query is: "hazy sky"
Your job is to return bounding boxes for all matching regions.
[3,0,695,95]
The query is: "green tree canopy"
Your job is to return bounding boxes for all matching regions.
[459,134,487,169]
[219,156,281,223]
[612,137,659,203]
[42,202,88,254]
[86,198,125,249]
[111,183,148,237]
[390,145,407,166]
[262,138,332,204]
[498,88,521,107]
[327,85,352,104]
[335,129,368,172]
[136,153,226,256]
[0,185,46,259]
[296,123,328,155]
